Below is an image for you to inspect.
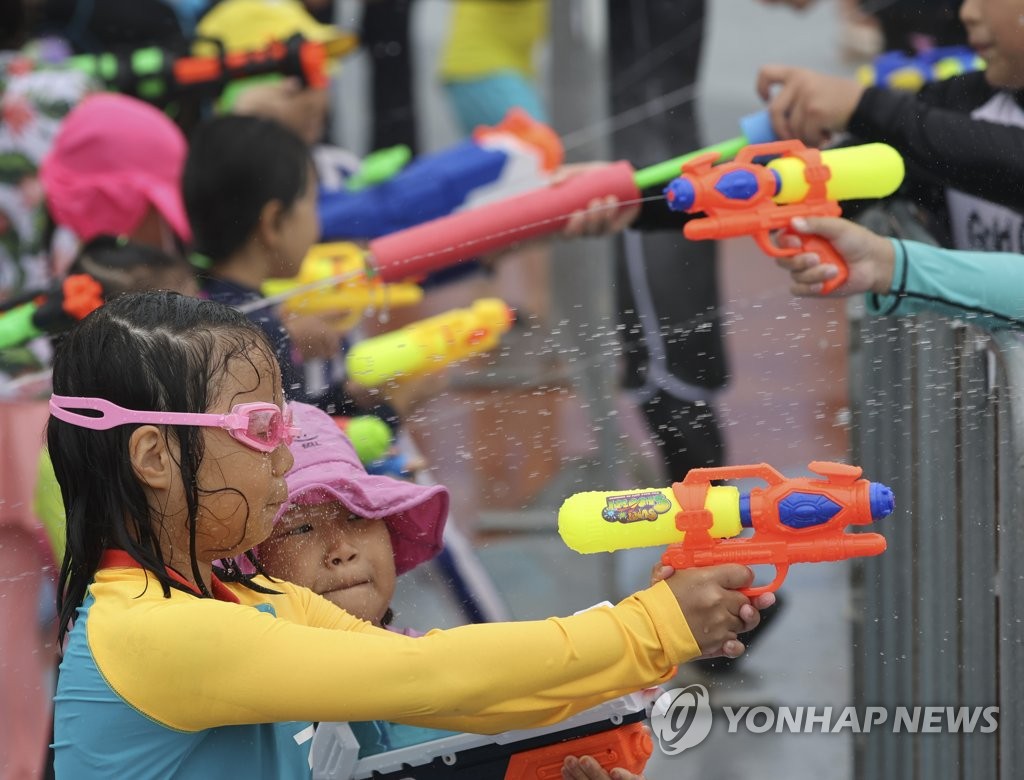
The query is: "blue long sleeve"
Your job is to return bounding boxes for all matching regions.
[867,238,1024,330]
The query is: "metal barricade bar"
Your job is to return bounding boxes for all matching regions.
[851,313,1024,779]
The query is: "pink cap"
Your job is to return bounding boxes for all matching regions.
[41,94,192,244]
[268,402,448,576]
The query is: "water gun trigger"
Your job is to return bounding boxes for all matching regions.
[741,563,790,598]
[769,229,850,295]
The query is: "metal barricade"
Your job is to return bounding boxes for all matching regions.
[850,311,1024,779]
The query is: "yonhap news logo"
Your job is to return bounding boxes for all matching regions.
[650,684,714,755]
[650,684,999,755]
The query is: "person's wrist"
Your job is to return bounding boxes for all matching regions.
[871,238,897,295]
[837,82,867,130]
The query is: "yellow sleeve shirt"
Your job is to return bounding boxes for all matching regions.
[54,559,698,778]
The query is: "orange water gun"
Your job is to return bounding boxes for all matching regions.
[312,690,656,779]
[67,33,358,105]
[560,461,895,597]
[0,274,105,349]
[664,140,904,294]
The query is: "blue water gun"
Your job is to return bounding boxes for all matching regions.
[857,46,985,92]
[318,108,563,240]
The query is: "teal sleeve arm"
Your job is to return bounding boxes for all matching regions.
[866,239,1024,330]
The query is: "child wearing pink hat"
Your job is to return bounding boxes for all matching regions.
[40,93,192,256]
[249,403,645,779]
[253,401,448,624]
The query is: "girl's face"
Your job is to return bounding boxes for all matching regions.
[961,0,1024,88]
[188,349,294,560]
[258,502,398,624]
[269,163,320,280]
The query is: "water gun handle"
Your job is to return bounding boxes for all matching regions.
[504,721,652,779]
[368,162,639,282]
[773,230,850,295]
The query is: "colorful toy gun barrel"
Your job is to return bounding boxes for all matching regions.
[67,32,358,105]
[365,111,777,283]
[663,140,904,294]
[310,690,656,780]
[857,46,985,92]
[559,461,895,597]
[0,274,105,350]
[263,242,422,329]
[320,108,565,241]
[345,299,513,386]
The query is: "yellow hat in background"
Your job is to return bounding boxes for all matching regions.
[196,0,340,53]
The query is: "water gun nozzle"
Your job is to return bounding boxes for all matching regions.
[869,482,896,520]
[664,178,695,212]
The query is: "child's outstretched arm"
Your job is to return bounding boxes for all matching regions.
[759,66,1024,212]
[81,564,767,736]
[777,216,1024,330]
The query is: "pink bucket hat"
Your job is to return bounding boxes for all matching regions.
[272,402,448,575]
[41,94,192,244]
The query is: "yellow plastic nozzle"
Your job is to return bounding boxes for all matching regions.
[345,298,514,387]
[558,485,743,554]
[768,143,905,204]
[263,242,424,317]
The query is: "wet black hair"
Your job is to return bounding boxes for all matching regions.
[49,291,279,645]
[182,114,313,263]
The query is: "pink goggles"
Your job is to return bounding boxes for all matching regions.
[49,395,299,453]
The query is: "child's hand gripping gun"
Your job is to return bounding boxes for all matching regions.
[559,461,895,597]
[663,140,904,294]
[0,274,105,350]
[310,690,657,780]
[263,242,423,330]
[67,32,358,106]
[857,46,985,92]
[345,299,514,387]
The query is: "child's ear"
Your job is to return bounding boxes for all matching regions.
[128,425,175,491]
[257,199,285,249]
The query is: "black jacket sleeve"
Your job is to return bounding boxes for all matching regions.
[848,73,1024,211]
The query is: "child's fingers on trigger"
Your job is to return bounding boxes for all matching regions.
[651,564,675,584]
[792,262,839,287]
[774,251,818,271]
[738,602,763,633]
[720,638,747,659]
